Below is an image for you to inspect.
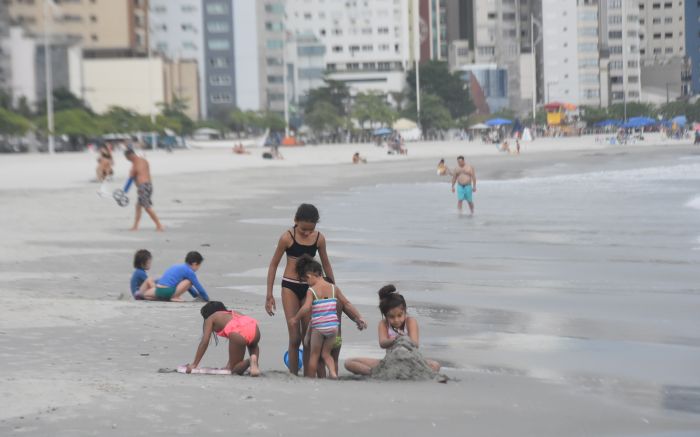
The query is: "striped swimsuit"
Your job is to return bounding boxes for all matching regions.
[309,285,339,338]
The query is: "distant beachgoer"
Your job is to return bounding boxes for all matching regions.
[516,138,521,154]
[344,285,440,376]
[124,149,164,231]
[185,301,261,376]
[500,140,511,153]
[436,159,450,176]
[96,145,114,182]
[233,143,250,155]
[265,204,335,375]
[142,251,210,302]
[290,255,366,378]
[130,249,155,300]
[352,152,367,164]
[451,155,476,215]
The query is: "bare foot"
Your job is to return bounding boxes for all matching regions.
[170,297,184,302]
[156,226,165,232]
[329,371,338,380]
[129,226,138,231]
[249,354,260,377]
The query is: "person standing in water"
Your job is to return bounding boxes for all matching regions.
[265,204,335,375]
[124,149,164,231]
[451,155,476,215]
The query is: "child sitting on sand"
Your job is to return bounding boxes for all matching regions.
[290,255,367,379]
[344,284,440,376]
[186,301,261,376]
[142,251,210,302]
[130,249,155,300]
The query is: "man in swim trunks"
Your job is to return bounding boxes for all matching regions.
[451,155,476,215]
[125,149,164,231]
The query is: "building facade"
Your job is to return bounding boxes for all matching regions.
[7,0,148,56]
[541,0,580,104]
[256,1,286,114]
[0,4,11,95]
[284,0,411,104]
[599,0,642,105]
[578,0,602,107]
[686,0,700,93]
[201,0,237,119]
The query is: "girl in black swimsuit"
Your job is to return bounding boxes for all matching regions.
[265,204,335,375]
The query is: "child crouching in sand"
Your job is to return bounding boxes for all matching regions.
[290,255,366,378]
[130,249,155,299]
[344,284,440,376]
[186,301,261,376]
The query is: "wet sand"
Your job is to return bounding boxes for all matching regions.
[0,142,699,436]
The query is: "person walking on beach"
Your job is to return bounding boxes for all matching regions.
[451,155,476,215]
[265,204,335,375]
[125,149,164,231]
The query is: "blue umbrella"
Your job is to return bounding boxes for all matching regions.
[594,119,622,127]
[623,117,656,129]
[485,118,513,127]
[373,127,393,136]
[672,115,687,126]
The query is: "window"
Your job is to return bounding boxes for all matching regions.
[609,45,623,54]
[182,5,196,12]
[265,21,283,32]
[267,75,284,84]
[154,6,166,13]
[349,45,360,53]
[653,17,661,24]
[264,4,284,14]
[378,62,391,70]
[361,45,373,52]
[478,46,495,56]
[297,45,325,56]
[503,12,516,20]
[612,91,624,100]
[377,27,389,34]
[206,3,228,14]
[610,76,623,84]
[629,91,639,98]
[208,39,230,50]
[580,74,598,84]
[653,47,662,53]
[207,22,229,33]
[664,1,672,7]
[665,47,673,53]
[157,42,168,51]
[182,23,195,32]
[628,60,638,68]
[609,31,622,39]
[609,0,621,8]
[333,28,342,35]
[378,44,390,51]
[580,27,597,36]
[665,16,673,23]
[210,75,232,86]
[211,57,229,67]
[182,42,196,50]
[90,15,97,22]
[627,15,638,22]
[211,93,232,103]
[269,93,285,101]
[665,32,673,38]
[627,31,637,38]
[362,62,376,70]
[653,33,661,39]
[346,62,359,70]
[628,76,639,83]
[608,15,622,24]
[487,12,496,19]
[652,3,661,9]
[610,60,623,69]
[579,43,597,52]
[266,39,283,49]
[361,27,372,34]
[266,57,282,66]
[326,63,336,71]
[61,14,82,22]
[332,45,343,53]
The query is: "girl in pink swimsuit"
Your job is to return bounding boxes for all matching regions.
[343,285,441,376]
[186,301,261,376]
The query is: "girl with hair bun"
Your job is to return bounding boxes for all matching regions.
[344,284,440,376]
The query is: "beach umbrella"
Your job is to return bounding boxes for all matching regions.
[468,123,489,130]
[485,118,512,127]
[593,119,622,127]
[623,117,656,129]
[392,118,417,130]
[672,115,687,127]
[373,127,393,136]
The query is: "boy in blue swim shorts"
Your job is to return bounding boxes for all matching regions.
[451,155,476,215]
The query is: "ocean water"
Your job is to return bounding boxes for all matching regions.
[311,159,700,412]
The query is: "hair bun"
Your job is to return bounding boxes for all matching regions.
[378,284,397,300]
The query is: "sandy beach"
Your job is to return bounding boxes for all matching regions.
[1,137,699,436]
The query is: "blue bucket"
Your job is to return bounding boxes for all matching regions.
[283,349,303,370]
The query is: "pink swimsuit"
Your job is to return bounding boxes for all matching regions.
[215,311,258,345]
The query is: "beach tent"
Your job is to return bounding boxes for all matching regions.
[594,119,622,128]
[373,127,393,136]
[392,118,417,130]
[485,118,512,127]
[468,123,489,130]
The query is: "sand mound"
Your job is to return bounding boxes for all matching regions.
[370,336,440,381]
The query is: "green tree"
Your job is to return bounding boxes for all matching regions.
[36,88,91,115]
[352,92,397,129]
[158,97,195,137]
[406,61,474,119]
[579,105,609,125]
[0,108,32,136]
[100,106,151,133]
[304,79,351,116]
[306,100,342,136]
[228,108,250,135]
[403,92,452,133]
[607,102,655,119]
[260,111,286,132]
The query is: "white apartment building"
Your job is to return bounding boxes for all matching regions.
[578,0,602,107]
[257,1,286,114]
[0,5,11,95]
[284,0,411,104]
[542,0,580,104]
[638,0,685,62]
[599,0,642,104]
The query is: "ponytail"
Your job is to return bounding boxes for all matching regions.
[378,284,406,316]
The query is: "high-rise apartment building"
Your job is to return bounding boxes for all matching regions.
[256,1,286,114]
[599,0,642,105]
[541,0,580,104]
[686,0,700,93]
[7,0,148,56]
[638,0,685,61]
[284,0,411,104]
[0,4,11,94]
[578,0,602,107]
[201,0,237,119]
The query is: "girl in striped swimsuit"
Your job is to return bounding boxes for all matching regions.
[290,255,366,379]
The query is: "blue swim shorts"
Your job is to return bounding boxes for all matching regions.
[457,184,473,202]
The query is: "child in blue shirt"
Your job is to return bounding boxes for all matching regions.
[142,251,210,302]
[130,249,154,300]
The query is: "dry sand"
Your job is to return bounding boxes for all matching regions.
[0,137,698,436]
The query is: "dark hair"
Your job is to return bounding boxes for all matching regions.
[185,251,204,265]
[294,203,319,223]
[133,249,152,269]
[295,254,323,279]
[457,155,464,160]
[378,284,406,316]
[124,149,135,158]
[200,301,227,345]
[200,301,227,319]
